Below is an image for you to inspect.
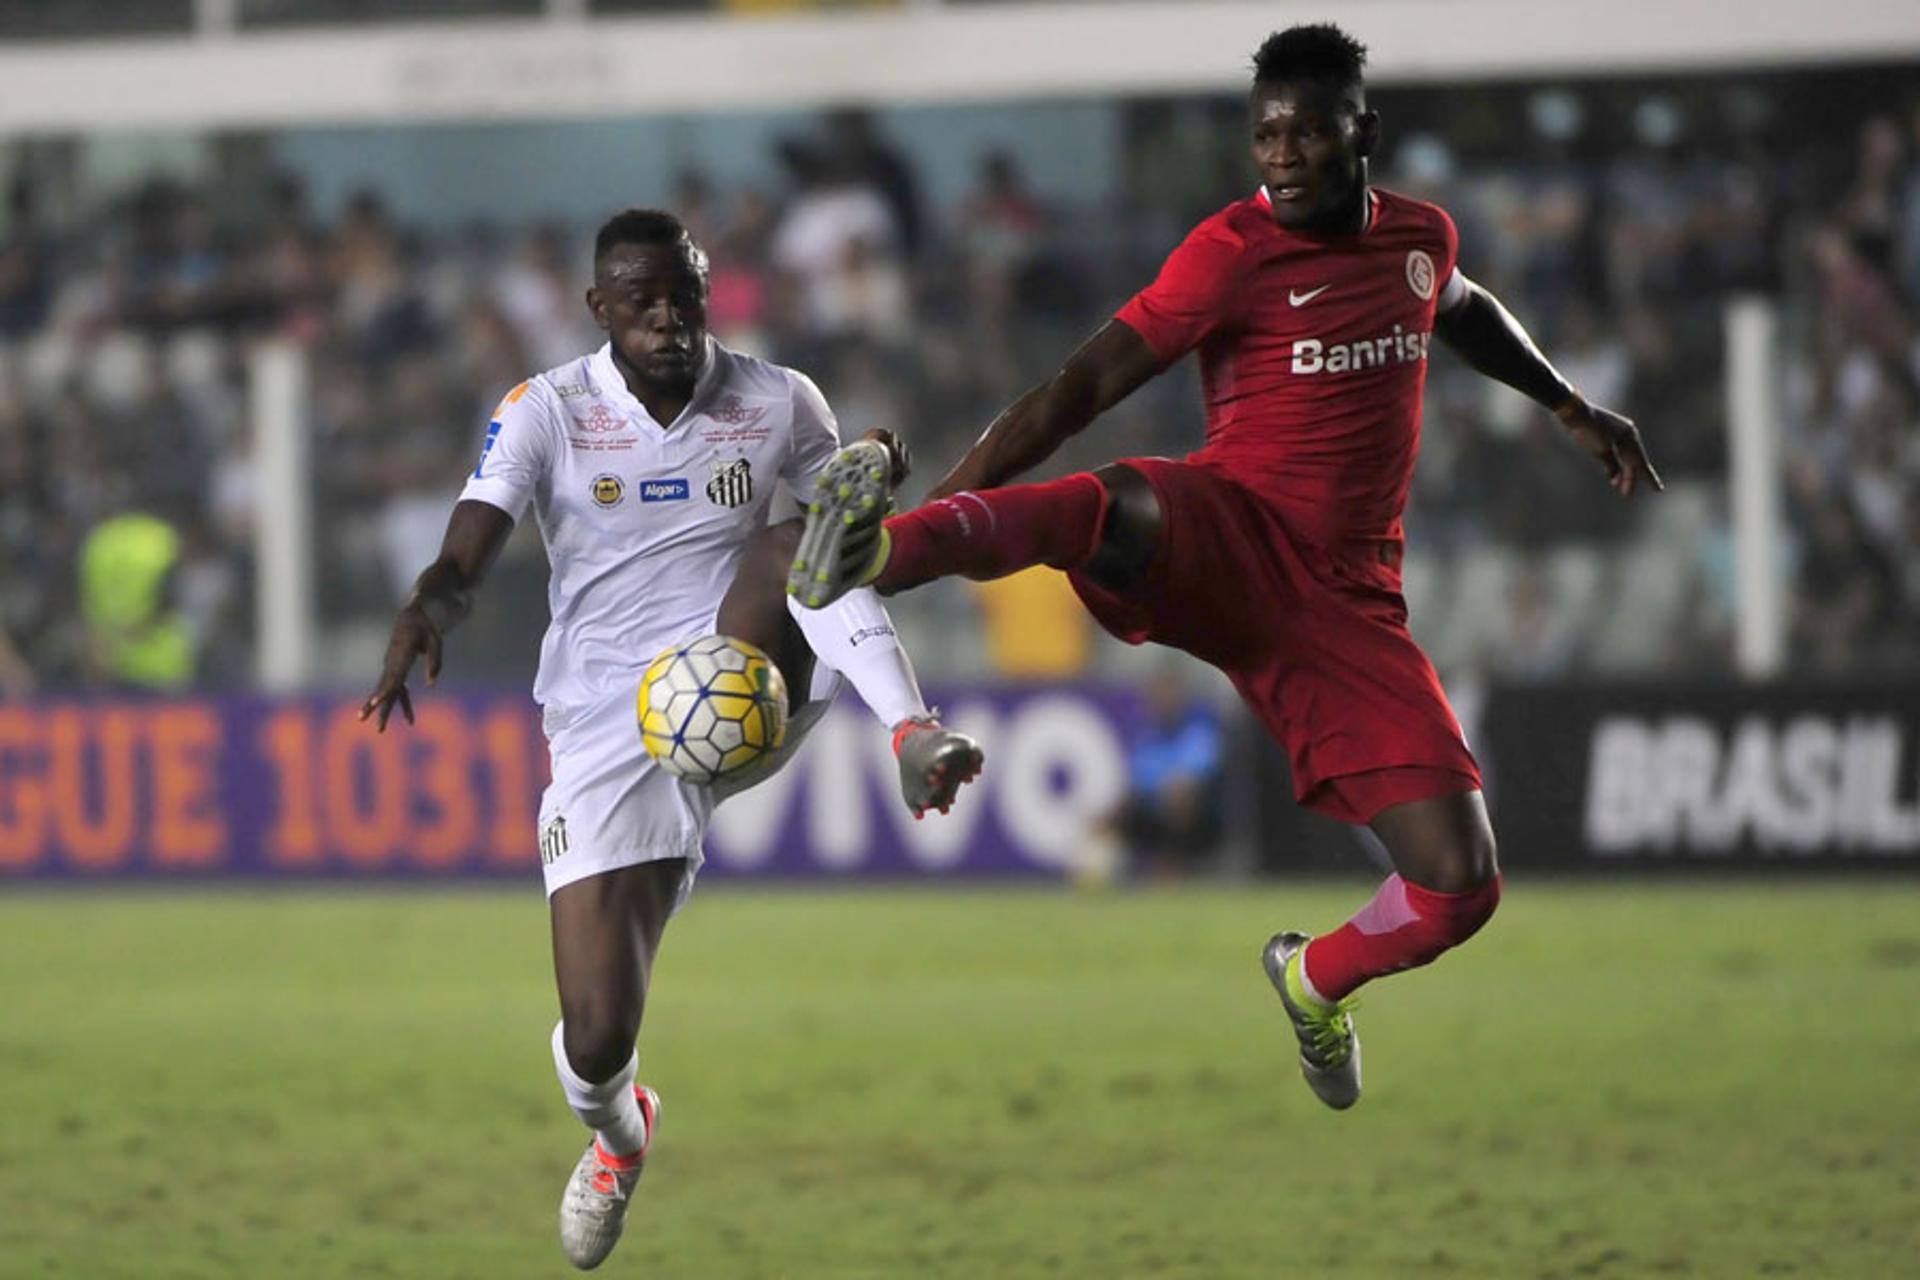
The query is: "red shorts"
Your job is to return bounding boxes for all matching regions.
[1070,458,1481,825]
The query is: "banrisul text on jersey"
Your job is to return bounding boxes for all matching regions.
[1290,325,1434,374]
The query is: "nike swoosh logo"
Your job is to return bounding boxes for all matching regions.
[1289,285,1331,306]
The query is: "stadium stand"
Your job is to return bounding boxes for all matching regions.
[0,69,1916,690]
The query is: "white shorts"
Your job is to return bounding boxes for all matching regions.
[537,669,841,904]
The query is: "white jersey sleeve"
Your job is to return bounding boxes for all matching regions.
[781,371,844,492]
[459,379,556,522]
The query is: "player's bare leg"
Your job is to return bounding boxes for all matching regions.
[1264,788,1501,1109]
[549,859,684,1270]
[718,518,817,705]
[1370,788,1500,894]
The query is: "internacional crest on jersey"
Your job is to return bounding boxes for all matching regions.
[458,338,842,721]
[1114,185,1464,553]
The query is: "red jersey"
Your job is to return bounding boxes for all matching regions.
[1115,186,1458,556]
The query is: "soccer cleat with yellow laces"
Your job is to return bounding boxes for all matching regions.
[786,440,894,609]
[1261,932,1362,1110]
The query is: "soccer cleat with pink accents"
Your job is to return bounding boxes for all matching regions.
[558,1085,659,1270]
[892,714,984,819]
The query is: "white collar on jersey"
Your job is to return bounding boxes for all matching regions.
[1256,184,1378,234]
[589,335,725,430]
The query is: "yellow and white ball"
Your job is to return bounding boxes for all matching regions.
[638,634,789,784]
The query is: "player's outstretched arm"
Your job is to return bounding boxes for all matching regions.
[1434,275,1663,498]
[360,499,515,731]
[926,320,1162,502]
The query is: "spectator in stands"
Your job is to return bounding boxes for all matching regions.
[957,150,1049,399]
[493,222,590,371]
[672,168,723,253]
[959,150,1047,309]
[333,189,435,365]
[1552,301,1631,416]
[78,511,193,692]
[0,176,51,339]
[1842,116,1906,279]
[0,626,32,700]
[825,108,923,259]
[772,139,904,348]
[0,67,1916,690]
[1110,671,1226,881]
[811,232,912,350]
[1789,495,1898,673]
[1899,101,1920,304]
[1808,223,1908,355]
[1620,305,1724,480]
[1897,486,1920,628]
[0,392,57,691]
[1487,560,1579,681]
[706,183,777,352]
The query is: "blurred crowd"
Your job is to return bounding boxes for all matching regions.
[0,0,924,39]
[1,71,1918,695]
[1365,79,1920,682]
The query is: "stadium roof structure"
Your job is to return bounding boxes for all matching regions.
[1,0,1917,133]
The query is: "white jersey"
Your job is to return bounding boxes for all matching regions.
[460,338,841,721]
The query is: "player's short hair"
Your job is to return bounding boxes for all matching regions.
[1251,23,1368,91]
[593,208,708,277]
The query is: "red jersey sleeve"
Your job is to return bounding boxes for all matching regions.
[1428,201,1470,310]
[1436,203,1461,280]
[1115,219,1246,362]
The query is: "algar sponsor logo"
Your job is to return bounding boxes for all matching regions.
[640,478,690,502]
[1291,326,1433,375]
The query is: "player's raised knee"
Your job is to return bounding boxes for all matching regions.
[1449,865,1500,942]
[1374,787,1499,894]
[1458,820,1499,891]
[1404,868,1501,967]
[561,1006,640,1085]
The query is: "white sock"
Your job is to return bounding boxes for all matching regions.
[1294,945,1336,1012]
[550,1021,650,1157]
[787,588,928,729]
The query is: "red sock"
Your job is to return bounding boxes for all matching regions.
[876,474,1105,593]
[1301,874,1502,1002]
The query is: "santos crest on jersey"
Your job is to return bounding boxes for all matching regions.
[459,338,842,717]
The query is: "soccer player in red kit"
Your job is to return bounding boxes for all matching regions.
[790,23,1661,1109]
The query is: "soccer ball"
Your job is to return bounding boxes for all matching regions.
[638,634,789,784]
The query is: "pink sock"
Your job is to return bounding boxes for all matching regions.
[877,474,1105,593]
[1301,874,1502,1002]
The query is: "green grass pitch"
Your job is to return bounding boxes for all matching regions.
[2,881,1917,1278]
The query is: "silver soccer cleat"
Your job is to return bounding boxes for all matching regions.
[893,715,984,819]
[1261,932,1362,1110]
[787,440,894,609]
[558,1086,659,1270]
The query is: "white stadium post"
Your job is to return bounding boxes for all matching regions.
[251,340,318,691]
[1726,297,1785,680]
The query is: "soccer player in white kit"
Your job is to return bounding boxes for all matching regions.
[360,209,982,1270]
